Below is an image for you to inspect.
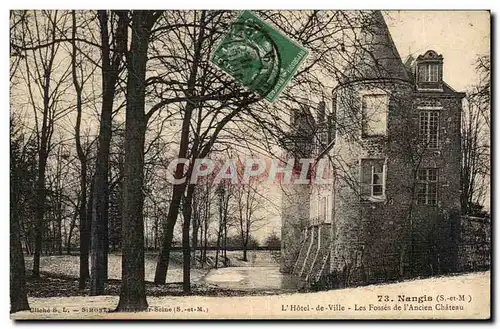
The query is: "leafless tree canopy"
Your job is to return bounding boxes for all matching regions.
[9,10,490,313]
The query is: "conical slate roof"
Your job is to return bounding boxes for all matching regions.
[341,11,410,84]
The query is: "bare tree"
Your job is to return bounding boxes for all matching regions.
[66,197,79,254]
[116,10,163,312]
[44,144,74,255]
[215,184,232,269]
[152,10,258,284]
[181,184,196,292]
[10,9,102,282]
[192,179,215,266]
[233,182,270,261]
[471,55,490,128]
[18,10,74,277]
[71,10,98,288]
[10,119,31,313]
[90,10,129,296]
[460,54,490,215]
[10,10,27,81]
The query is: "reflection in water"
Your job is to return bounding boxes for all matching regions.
[204,266,299,292]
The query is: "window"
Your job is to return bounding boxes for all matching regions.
[417,168,438,205]
[360,159,385,199]
[355,250,363,267]
[419,63,439,82]
[317,195,333,224]
[318,129,328,146]
[419,111,439,148]
[327,113,335,144]
[362,94,388,137]
[318,196,327,222]
[325,195,331,223]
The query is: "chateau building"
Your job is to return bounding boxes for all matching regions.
[280,11,465,288]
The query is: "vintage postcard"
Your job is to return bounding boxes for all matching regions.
[9,9,490,320]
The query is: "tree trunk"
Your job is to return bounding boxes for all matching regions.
[154,184,185,283]
[79,179,93,289]
[154,216,159,250]
[223,219,227,265]
[215,232,221,269]
[78,169,89,289]
[215,216,222,269]
[32,156,47,278]
[198,218,203,267]
[10,158,30,313]
[243,244,248,262]
[191,195,198,267]
[243,228,250,261]
[67,202,78,255]
[116,10,158,312]
[90,10,113,296]
[10,211,30,313]
[203,203,208,264]
[90,10,127,296]
[154,11,206,283]
[182,184,195,293]
[57,193,63,255]
[31,51,53,277]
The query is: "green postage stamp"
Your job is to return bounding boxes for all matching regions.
[211,10,308,103]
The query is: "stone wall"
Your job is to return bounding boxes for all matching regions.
[329,81,414,286]
[326,79,464,287]
[457,216,491,271]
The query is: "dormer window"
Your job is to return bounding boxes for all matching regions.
[420,63,439,82]
[415,50,444,90]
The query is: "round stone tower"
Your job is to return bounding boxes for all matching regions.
[330,10,416,284]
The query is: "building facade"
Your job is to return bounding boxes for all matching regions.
[281,11,465,289]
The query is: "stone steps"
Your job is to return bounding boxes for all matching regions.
[292,224,332,289]
[306,230,331,285]
[300,227,319,278]
[292,227,313,276]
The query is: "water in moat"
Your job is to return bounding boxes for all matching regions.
[202,251,299,292]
